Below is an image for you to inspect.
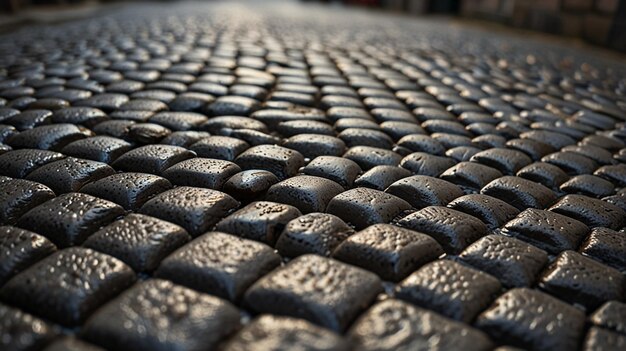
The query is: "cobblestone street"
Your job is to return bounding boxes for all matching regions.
[0,2,625,351]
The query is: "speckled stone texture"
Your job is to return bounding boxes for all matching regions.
[0,1,625,349]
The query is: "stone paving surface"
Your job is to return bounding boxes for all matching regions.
[0,2,625,350]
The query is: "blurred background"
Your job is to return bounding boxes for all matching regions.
[1,0,624,52]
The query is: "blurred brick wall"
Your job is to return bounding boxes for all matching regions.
[460,0,624,51]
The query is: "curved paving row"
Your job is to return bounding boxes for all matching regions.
[0,2,625,351]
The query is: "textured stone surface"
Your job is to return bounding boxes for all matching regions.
[354,165,411,190]
[481,176,557,211]
[156,232,280,301]
[398,206,487,254]
[0,226,56,286]
[25,157,115,194]
[83,214,190,272]
[448,194,519,230]
[459,234,548,287]
[396,260,501,322]
[276,213,354,257]
[0,303,59,351]
[589,301,626,335]
[440,162,503,190]
[266,176,344,214]
[139,186,239,236]
[61,136,132,164]
[475,288,586,351]
[350,299,493,351]
[162,157,241,189]
[244,255,382,332]
[222,170,279,202]
[579,227,626,271]
[7,124,85,151]
[190,136,249,161]
[0,248,136,326]
[0,149,65,178]
[502,208,589,254]
[539,250,625,310]
[1,2,625,349]
[17,193,125,247]
[0,177,56,225]
[215,201,301,245]
[112,145,195,176]
[326,188,411,230]
[235,145,304,180]
[302,156,361,189]
[82,279,241,351]
[549,194,626,229]
[80,172,172,210]
[223,315,349,351]
[333,224,443,281]
[583,327,626,351]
